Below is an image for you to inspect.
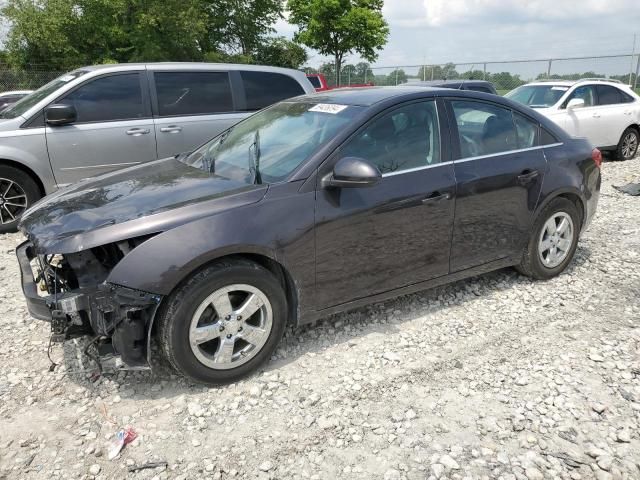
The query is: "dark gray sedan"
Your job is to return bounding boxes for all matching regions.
[17,87,601,384]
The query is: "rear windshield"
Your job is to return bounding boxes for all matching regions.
[505,85,569,108]
[0,70,89,119]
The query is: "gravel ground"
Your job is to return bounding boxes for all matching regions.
[1,157,639,480]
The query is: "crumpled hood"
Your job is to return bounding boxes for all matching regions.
[20,157,267,253]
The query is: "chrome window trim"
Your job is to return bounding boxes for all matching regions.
[382,160,454,178]
[454,143,563,164]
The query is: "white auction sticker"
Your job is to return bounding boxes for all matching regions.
[309,103,348,114]
[550,86,569,91]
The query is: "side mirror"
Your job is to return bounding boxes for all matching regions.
[566,98,585,110]
[45,104,77,126]
[322,157,382,189]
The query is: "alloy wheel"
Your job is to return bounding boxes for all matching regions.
[621,131,638,159]
[0,178,28,225]
[537,212,574,269]
[189,284,273,370]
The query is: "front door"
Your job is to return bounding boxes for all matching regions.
[446,99,547,271]
[45,72,157,186]
[314,100,456,309]
[560,85,608,147]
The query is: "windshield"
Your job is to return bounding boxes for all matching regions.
[182,101,363,184]
[0,70,89,119]
[505,85,569,108]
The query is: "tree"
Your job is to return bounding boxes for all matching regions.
[287,0,389,86]
[1,0,286,70]
[253,36,307,69]
[387,68,407,85]
[354,62,373,83]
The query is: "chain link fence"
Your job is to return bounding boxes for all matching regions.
[2,54,640,95]
[305,54,640,95]
[0,64,62,92]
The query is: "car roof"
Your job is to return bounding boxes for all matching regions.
[77,62,305,75]
[292,86,450,107]
[408,80,493,87]
[0,90,33,96]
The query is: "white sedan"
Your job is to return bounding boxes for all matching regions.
[506,79,640,160]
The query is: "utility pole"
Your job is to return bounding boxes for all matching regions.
[630,34,637,85]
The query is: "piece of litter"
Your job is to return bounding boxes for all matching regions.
[108,427,137,460]
[614,183,640,196]
[128,461,168,473]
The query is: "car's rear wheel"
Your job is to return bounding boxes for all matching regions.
[517,198,580,280]
[616,127,639,161]
[157,259,287,385]
[0,165,41,234]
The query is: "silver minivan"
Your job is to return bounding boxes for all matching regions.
[0,63,315,232]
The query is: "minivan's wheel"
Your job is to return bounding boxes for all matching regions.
[616,127,639,161]
[0,165,41,234]
[517,198,580,280]
[157,260,287,385]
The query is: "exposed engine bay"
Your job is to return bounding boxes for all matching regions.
[17,236,162,371]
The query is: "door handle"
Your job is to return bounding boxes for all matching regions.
[126,128,150,136]
[517,170,539,185]
[592,113,601,118]
[160,125,183,133]
[421,192,450,204]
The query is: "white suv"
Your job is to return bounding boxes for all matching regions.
[506,79,640,160]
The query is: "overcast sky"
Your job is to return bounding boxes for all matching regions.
[277,0,640,73]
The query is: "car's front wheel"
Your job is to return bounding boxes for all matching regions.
[517,197,581,280]
[157,259,287,385]
[0,165,40,234]
[616,127,639,161]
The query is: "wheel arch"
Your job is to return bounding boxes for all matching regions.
[535,189,586,229]
[0,158,46,197]
[145,251,300,362]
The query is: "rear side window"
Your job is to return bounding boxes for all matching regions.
[596,85,634,105]
[451,100,517,158]
[513,112,537,148]
[240,71,305,111]
[307,76,321,89]
[60,74,144,123]
[540,128,559,145]
[155,71,233,116]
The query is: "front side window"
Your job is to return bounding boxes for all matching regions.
[451,100,517,158]
[0,70,89,119]
[183,101,363,184]
[340,100,441,174]
[154,71,233,116]
[240,71,305,111]
[60,74,144,123]
[564,85,596,108]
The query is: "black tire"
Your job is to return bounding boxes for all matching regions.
[616,127,639,161]
[517,198,581,280]
[157,259,287,385]
[0,165,41,234]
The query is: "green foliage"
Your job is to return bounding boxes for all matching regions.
[287,0,389,85]
[254,36,308,69]
[1,0,294,70]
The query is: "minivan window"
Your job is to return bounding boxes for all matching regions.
[155,71,234,116]
[240,71,305,111]
[183,101,363,183]
[59,73,145,123]
[0,70,88,119]
[307,76,322,89]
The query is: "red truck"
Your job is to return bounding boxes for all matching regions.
[306,73,373,92]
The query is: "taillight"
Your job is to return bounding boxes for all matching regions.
[592,148,602,168]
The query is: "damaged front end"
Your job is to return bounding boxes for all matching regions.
[16,238,162,371]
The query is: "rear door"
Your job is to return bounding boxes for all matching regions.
[45,72,157,185]
[151,70,247,158]
[594,84,636,146]
[446,98,547,271]
[313,99,456,309]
